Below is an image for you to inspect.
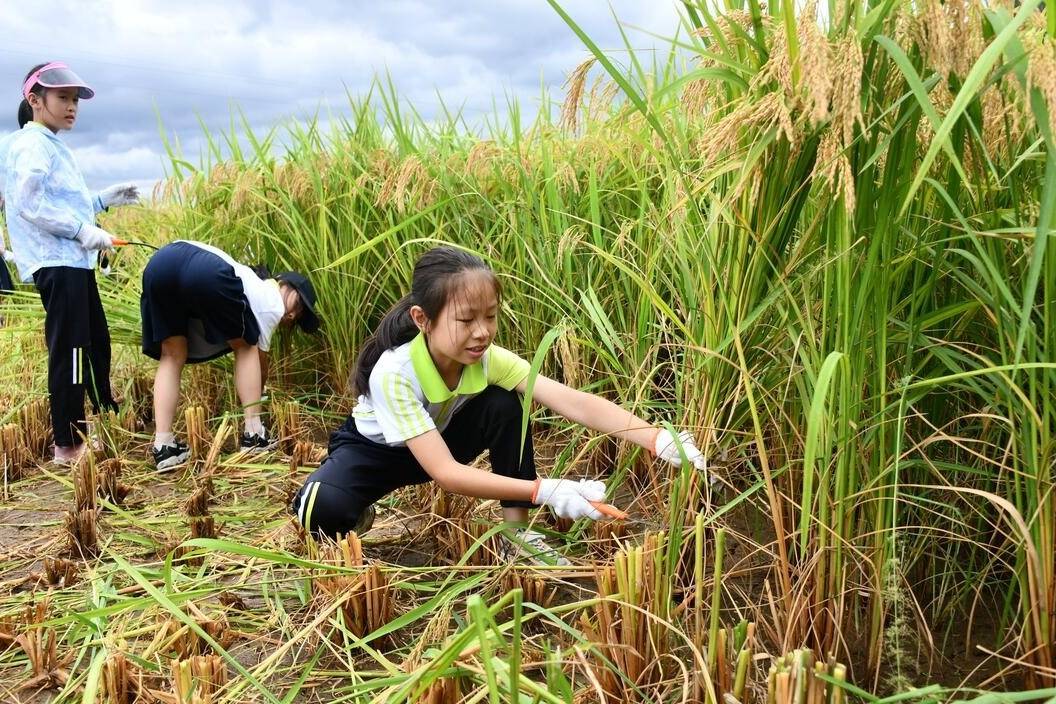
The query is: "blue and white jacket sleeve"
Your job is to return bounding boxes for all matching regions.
[12,140,84,239]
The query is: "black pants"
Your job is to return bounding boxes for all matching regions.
[293,386,537,537]
[0,258,13,294]
[33,267,116,447]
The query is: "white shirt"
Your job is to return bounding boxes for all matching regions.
[353,332,530,447]
[0,122,104,282]
[178,240,284,352]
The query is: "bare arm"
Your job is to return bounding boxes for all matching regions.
[518,374,659,452]
[405,430,536,501]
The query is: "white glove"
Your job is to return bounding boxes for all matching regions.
[2,250,13,263]
[98,183,140,209]
[532,478,606,521]
[76,224,116,251]
[654,428,708,471]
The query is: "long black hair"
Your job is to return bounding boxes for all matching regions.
[351,246,500,396]
[18,63,49,128]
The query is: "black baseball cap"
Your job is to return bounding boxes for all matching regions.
[275,271,321,333]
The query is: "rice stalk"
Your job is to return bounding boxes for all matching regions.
[416,676,462,704]
[184,406,210,463]
[274,399,302,454]
[201,414,232,475]
[152,607,233,662]
[583,531,671,701]
[184,484,212,518]
[20,397,51,457]
[440,518,503,567]
[64,508,99,558]
[97,458,132,507]
[42,557,79,588]
[313,534,394,644]
[767,650,847,704]
[0,423,30,494]
[13,598,71,690]
[72,452,98,512]
[171,654,227,703]
[500,570,557,610]
[100,651,145,704]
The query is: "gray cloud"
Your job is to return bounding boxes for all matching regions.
[0,1,684,190]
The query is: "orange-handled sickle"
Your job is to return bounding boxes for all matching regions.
[111,239,159,250]
[590,501,629,520]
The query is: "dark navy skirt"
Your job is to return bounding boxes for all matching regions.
[140,242,260,363]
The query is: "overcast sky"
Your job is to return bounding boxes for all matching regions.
[0,1,684,192]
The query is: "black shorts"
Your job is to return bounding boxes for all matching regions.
[140,241,260,363]
[292,386,538,537]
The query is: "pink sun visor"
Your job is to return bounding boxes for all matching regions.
[22,62,94,101]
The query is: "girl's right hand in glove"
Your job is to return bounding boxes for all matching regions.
[531,478,607,521]
[76,224,115,251]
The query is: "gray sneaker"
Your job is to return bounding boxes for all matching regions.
[501,528,570,566]
[240,431,278,454]
[152,441,190,472]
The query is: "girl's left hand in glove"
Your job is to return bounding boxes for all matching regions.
[654,428,708,471]
[97,183,140,209]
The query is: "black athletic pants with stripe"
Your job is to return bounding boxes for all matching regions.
[293,386,538,538]
[33,267,117,447]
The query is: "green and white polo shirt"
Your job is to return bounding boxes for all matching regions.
[353,333,531,446]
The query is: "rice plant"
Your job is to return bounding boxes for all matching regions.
[0,0,1054,699]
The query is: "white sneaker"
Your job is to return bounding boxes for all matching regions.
[501,528,570,567]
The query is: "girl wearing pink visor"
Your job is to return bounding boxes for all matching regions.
[0,62,140,464]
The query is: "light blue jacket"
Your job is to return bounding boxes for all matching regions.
[0,122,106,283]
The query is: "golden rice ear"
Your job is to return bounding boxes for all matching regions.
[1026,33,1056,137]
[559,57,597,134]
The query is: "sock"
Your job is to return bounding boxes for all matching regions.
[154,431,175,450]
[244,417,264,436]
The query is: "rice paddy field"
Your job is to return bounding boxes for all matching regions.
[1,0,1055,701]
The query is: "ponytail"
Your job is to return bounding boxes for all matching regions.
[17,100,33,129]
[351,294,419,395]
[17,63,49,129]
